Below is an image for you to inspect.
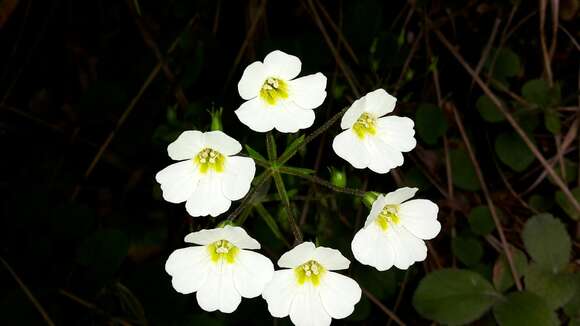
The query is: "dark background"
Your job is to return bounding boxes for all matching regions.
[0,0,579,325]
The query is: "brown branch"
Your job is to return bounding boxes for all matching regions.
[451,104,523,291]
[0,256,55,326]
[362,287,406,326]
[432,27,580,214]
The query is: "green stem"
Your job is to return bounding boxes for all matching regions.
[277,105,349,165]
[272,171,303,244]
[266,132,277,161]
[278,166,366,197]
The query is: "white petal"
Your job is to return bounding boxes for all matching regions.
[399,199,441,240]
[272,101,315,133]
[319,272,362,319]
[376,116,416,152]
[155,160,200,203]
[288,73,327,109]
[362,195,387,227]
[221,225,261,250]
[165,247,211,294]
[185,176,231,217]
[332,129,370,169]
[351,225,395,271]
[203,131,242,156]
[232,250,274,298]
[221,156,255,201]
[383,187,418,205]
[390,225,427,269]
[235,98,275,133]
[238,61,267,100]
[263,50,301,80]
[289,283,331,326]
[312,246,350,271]
[167,130,205,160]
[196,263,241,313]
[262,269,297,317]
[340,97,366,129]
[361,89,397,118]
[185,228,225,245]
[278,242,316,268]
[366,136,404,174]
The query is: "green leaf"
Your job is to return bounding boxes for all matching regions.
[555,187,580,220]
[476,95,505,122]
[452,235,484,266]
[493,292,558,326]
[544,109,561,134]
[548,159,578,185]
[254,203,289,247]
[415,103,448,145]
[413,269,500,325]
[450,148,481,191]
[468,205,497,236]
[528,194,554,212]
[522,214,571,273]
[486,48,521,81]
[495,132,535,172]
[525,263,577,309]
[244,144,267,162]
[564,274,580,319]
[493,246,528,292]
[521,79,560,108]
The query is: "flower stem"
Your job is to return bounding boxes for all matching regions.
[272,171,303,244]
[278,166,366,197]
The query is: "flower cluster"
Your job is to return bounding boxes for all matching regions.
[156,50,441,325]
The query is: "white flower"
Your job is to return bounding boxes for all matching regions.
[332,89,416,174]
[351,187,441,271]
[235,50,327,133]
[155,130,255,217]
[165,225,274,313]
[262,242,361,326]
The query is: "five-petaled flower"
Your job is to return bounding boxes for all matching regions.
[155,130,255,217]
[262,242,361,326]
[351,187,441,270]
[332,89,416,174]
[235,50,327,133]
[165,225,274,313]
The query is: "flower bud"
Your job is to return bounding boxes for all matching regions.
[362,191,380,209]
[210,107,223,131]
[329,167,347,188]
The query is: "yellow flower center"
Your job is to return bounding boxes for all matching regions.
[352,112,377,139]
[207,240,239,264]
[260,77,289,105]
[195,148,225,174]
[375,204,400,231]
[294,260,325,286]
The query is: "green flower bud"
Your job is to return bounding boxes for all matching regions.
[210,107,223,131]
[362,191,380,209]
[329,167,347,188]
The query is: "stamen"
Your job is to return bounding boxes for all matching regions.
[352,112,377,139]
[294,260,325,286]
[375,204,401,231]
[195,148,225,174]
[260,77,289,105]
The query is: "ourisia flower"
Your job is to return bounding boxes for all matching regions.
[155,130,255,217]
[332,89,416,174]
[235,50,327,133]
[351,187,441,270]
[165,225,274,313]
[262,242,361,326]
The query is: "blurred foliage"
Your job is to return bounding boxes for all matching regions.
[0,0,579,325]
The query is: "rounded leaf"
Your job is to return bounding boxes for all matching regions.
[413,269,500,325]
[522,214,571,273]
[493,292,558,326]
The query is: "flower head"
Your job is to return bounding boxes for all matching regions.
[351,187,441,271]
[332,89,416,173]
[155,130,255,217]
[235,50,327,133]
[262,242,361,326]
[165,225,274,313]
